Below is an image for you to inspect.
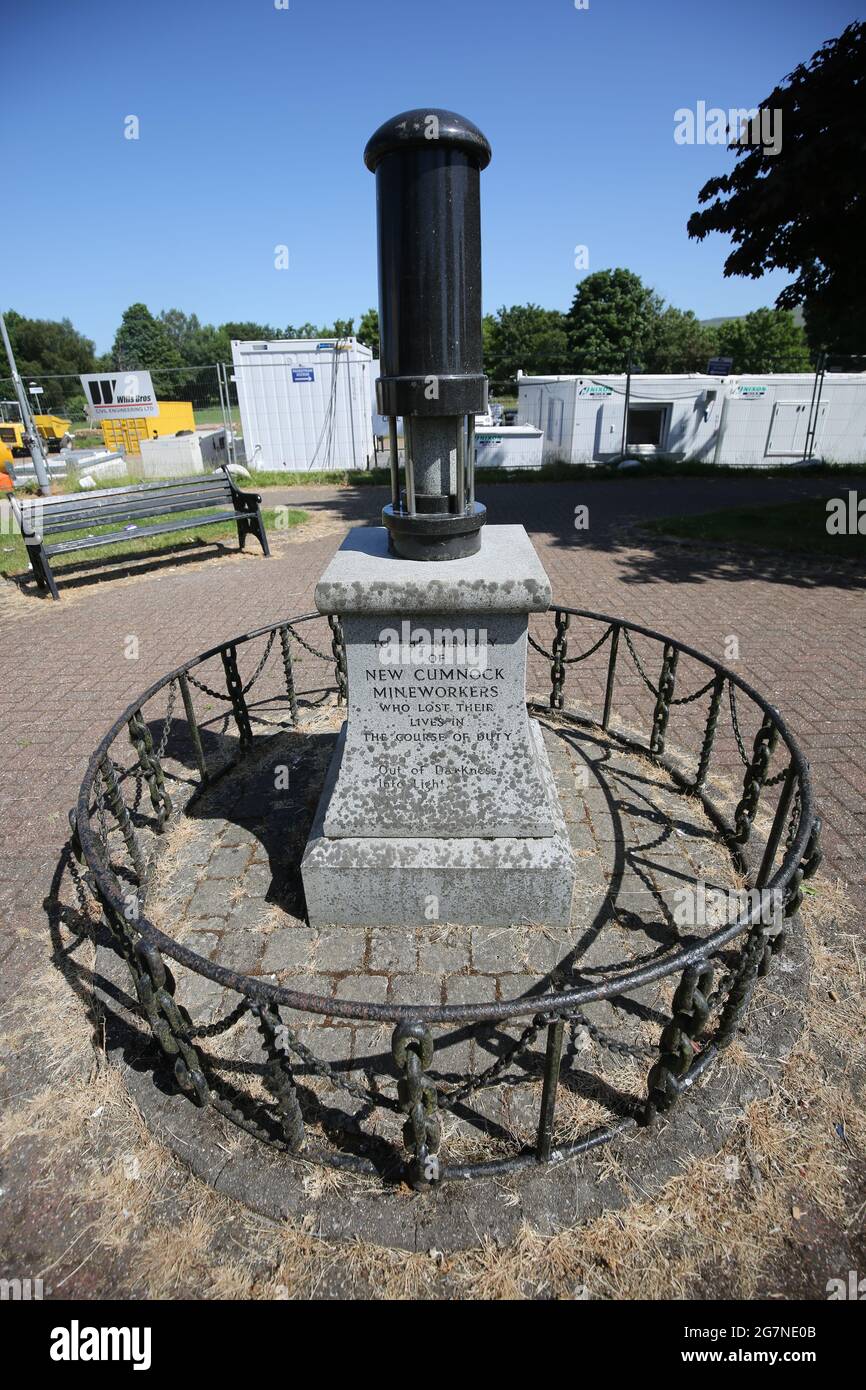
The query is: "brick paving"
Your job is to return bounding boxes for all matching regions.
[144,712,737,1165]
[0,471,863,1283]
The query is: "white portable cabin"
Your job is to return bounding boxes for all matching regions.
[231,338,375,471]
[474,422,544,469]
[516,371,866,468]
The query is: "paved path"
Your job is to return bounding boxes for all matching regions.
[0,472,862,1291]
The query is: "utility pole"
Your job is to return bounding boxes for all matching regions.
[619,351,634,462]
[0,312,51,494]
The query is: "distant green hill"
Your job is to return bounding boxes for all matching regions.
[700,306,805,328]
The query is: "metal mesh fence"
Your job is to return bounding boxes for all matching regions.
[0,352,380,475]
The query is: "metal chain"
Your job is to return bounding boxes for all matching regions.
[275,1016,395,1108]
[529,623,613,665]
[645,963,713,1121]
[254,1004,306,1152]
[728,680,751,765]
[622,629,716,707]
[128,711,173,832]
[550,610,570,708]
[185,669,231,701]
[393,1022,441,1187]
[283,622,332,663]
[731,714,778,845]
[239,631,277,694]
[185,632,277,703]
[568,1010,656,1059]
[623,629,660,695]
[154,679,178,763]
[671,674,718,706]
[727,680,787,784]
[439,1016,545,1108]
[328,615,348,704]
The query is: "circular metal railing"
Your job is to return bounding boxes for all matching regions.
[69,607,822,1187]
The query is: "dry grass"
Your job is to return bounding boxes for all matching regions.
[2,841,862,1300]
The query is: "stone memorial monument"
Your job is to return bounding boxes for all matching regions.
[301,109,575,928]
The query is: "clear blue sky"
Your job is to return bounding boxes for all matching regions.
[3,0,859,353]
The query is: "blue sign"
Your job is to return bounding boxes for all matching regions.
[707,357,733,376]
[292,367,315,382]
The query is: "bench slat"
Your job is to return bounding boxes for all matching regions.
[17,476,235,514]
[32,498,238,535]
[43,474,235,502]
[45,511,241,554]
[21,484,233,516]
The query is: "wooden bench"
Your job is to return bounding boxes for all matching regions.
[11,468,270,600]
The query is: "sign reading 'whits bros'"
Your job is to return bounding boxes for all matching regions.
[80,371,159,420]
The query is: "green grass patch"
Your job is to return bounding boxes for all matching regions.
[0,506,307,579]
[247,458,866,489]
[640,495,866,559]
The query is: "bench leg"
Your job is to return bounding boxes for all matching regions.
[255,505,270,557]
[27,543,60,600]
[235,508,270,556]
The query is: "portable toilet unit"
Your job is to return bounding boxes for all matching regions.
[101,400,196,457]
[231,338,375,471]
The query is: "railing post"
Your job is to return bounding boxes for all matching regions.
[755,762,797,888]
[221,644,253,747]
[179,672,208,785]
[536,1014,565,1162]
[278,625,300,724]
[602,623,620,731]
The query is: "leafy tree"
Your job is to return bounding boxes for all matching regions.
[648,308,718,373]
[1,310,96,412]
[566,269,663,373]
[158,309,226,368]
[221,320,282,343]
[357,307,380,357]
[112,303,184,374]
[715,307,812,372]
[484,304,570,392]
[687,22,866,355]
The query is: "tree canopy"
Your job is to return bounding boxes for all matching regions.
[1,311,96,412]
[112,303,184,374]
[687,22,866,355]
[715,308,811,373]
[484,304,570,392]
[566,269,664,374]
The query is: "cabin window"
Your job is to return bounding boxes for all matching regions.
[627,405,667,447]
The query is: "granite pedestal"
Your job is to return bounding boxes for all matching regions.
[301,525,576,927]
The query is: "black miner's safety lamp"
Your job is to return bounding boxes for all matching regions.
[364,108,491,560]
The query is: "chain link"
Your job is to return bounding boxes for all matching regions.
[393,1022,441,1187]
[645,963,713,1122]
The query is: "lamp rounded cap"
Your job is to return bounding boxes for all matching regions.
[364,108,492,172]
